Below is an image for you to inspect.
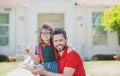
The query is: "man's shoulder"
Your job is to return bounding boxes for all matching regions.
[67,46,75,53]
[67,50,78,56]
[67,46,77,54]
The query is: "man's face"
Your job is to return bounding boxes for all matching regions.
[53,34,67,52]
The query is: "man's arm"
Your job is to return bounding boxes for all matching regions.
[37,67,75,76]
[62,67,75,76]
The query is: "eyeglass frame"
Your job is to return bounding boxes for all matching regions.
[40,32,52,36]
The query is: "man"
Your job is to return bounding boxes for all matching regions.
[33,28,86,76]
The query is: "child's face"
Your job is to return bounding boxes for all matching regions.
[40,28,51,43]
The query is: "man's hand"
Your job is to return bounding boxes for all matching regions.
[31,64,45,75]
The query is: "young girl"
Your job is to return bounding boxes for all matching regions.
[24,22,58,75]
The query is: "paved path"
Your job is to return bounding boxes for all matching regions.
[6,67,33,76]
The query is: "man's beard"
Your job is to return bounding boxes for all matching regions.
[55,44,66,53]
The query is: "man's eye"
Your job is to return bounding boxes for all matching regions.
[54,40,57,42]
[60,39,63,42]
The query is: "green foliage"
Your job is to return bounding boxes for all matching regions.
[101,5,120,32]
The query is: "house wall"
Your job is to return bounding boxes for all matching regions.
[0,8,16,55]
[73,7,88,59]
[25,0,76,52]
[0,0,119,60]
[75,6,118,60]
[0,7,27,56]
[14,7,27,55]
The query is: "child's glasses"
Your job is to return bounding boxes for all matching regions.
[41,32,51,36]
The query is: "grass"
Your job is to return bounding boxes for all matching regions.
[0,61,21,76]
[84,60,120,76]
[0,61,120,76]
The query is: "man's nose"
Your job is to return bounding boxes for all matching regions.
[57,41,62,45]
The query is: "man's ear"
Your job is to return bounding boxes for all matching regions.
[66,38,68,42]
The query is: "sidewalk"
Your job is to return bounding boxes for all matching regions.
[6,68,33,76]
[6,56,34,76]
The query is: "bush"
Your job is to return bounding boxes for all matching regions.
[92,54,116,60]
[0,55,9,62]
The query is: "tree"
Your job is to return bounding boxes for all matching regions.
[101,5,120,45]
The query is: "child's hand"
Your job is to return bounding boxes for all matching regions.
[24,48,31,55]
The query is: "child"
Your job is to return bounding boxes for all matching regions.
[24,22,58,75]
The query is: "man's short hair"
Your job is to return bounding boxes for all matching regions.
[52,28,67,39]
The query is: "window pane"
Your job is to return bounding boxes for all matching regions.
[93,35,107,45]
[0,14,9,24]
[0,37,9,46]
[92,12,102,24]
[92,12,107,45]
[0,14,9,46]
[0,26,8,35]
[93,24,106,34]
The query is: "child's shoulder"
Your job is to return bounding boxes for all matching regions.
[35,44,41,49]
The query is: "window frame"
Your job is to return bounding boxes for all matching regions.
[92,12,107,46]
[0,13,9,46]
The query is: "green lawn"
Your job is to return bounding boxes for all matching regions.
[0,61,120,76]
[0,61,21,76]
[84,60,120,76]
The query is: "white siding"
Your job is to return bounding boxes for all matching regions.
[0,0,119,60]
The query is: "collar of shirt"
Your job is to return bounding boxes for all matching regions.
[42,42,51,48]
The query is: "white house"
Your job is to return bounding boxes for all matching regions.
[0,0,120,60]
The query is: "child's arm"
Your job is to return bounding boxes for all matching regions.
[24,48,40,64]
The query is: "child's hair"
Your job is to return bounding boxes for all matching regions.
[39,22,53,33]
[39,22,53,42]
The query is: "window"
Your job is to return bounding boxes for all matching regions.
[92,12,107,45]
[0,14,9,46]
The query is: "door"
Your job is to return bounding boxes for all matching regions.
[38,13,64,29]
[37,13,64,43]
